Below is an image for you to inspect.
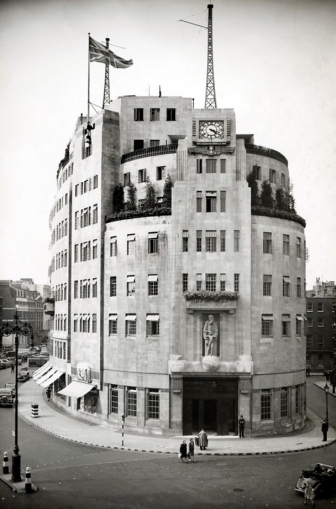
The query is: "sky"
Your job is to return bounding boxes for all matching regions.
[0,0,335,288]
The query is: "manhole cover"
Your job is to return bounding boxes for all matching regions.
[233,488,244,492]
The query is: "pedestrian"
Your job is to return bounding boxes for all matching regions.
[11,364,14,373]
[179,440,188,463]
[239,415,245,438]
[46,386,51,401]
[188,438,196,462]
[303,478,315,507]
[198,429,208,450]
[322,419,329,441]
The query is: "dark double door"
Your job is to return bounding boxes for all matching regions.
[183,377,238,435]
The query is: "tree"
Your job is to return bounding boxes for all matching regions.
[246,171,260,206]
[162,173,173,208]
[275,187,287,211]
[260,180,274,208]
[126,182,137,211]
[143,177,156,209]
[285,182,296,214]
[112,183,124,213]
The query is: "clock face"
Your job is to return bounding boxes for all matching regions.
[199,121,224,139]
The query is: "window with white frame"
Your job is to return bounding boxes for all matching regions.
[283,276,290,297]
[148,275,158,296]
[263,232,272,254]
[125,315,136,335]
[109,314,117,335]
[146,315,160,336]
[110,276,117,297]
[92,239,98,259]
[263,275,272,296]
[127,275,135,296]
[296,237,302,258]
[196,191,202,212]
[196,273,202,291]
[206,273,216,291]
[261,390,271,420]
[296,315,302,335]
[127,387,137,416]
[220,190,226,212]
[147,389,160,419]
[283,234,290,255]
[127,234,135,255]
[317,302,324,312]
[92,278,97,298]
[280,387,289,417]
[148,232,158,254]
[93,204,98,224]
[234,273,240,293]
[110,385,118,413]
[206,231,216,252]
[282,314,290,336]
[234,230,240,252]
[183,273,188,292]
[262,315,273,336]
[220,230,226,252]
[182,230,189,252]
[318,317,324,327]
[205,191,217,212]
[196,230,202,252]
[220,273,226,291]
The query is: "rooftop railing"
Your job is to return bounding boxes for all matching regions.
[245,144,288,166]
[121,144,178,164]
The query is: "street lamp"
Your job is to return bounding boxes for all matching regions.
[0,311,33,482]
[324,382,329,422]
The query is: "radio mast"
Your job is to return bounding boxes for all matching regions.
[205,3,217,109]
[102,38,110,108]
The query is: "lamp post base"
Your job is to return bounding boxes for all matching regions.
[11,452,21,483]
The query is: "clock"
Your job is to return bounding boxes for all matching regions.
[199,121,224,139]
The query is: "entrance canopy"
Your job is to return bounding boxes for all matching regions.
[33,363,52,380]
[35,367,58,385]
[40,370,63,387]
[58,381,95,398]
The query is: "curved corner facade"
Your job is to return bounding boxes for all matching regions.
[47,96,306,436]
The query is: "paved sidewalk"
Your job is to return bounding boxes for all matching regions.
[17,380,336,456]
[314,380,336,398]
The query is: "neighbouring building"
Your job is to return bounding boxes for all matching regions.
[44,93,307,437]
[306,278,336,371]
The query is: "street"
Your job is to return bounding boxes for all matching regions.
[0,369,335,509]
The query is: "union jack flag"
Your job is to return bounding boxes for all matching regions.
[89,36,133,69]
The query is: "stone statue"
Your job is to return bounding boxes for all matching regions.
[203,314,218,356]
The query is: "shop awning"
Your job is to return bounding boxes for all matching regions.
[40,370,63,388]
[146,314,160,321]
[36,368,58,385]
[58,381,95,398]
[33,363,51,380]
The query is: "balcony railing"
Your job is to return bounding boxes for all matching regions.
[121,144,178,164]
[245,144,288,166]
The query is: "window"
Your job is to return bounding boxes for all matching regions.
[127,388,137,416]
[283,235,290,255]
[148,232,158,254]
[196,274,202,291]
[124,173,131,186]
[74,315,78,332]
[283,276,290,297]
[110,237,117,257]
[150,139,160,147]
[318,335,324,350]
[109,315,117,335]
[262,315,273,336]
[166,108,176,121]
[206,159,216,173]
[183,273,188,292]
[220,159,226,173]
[156,166,165,180]
[296,237,301,258]
[75,211,79,230]
[234,230,240,252]
[206,192,217,212]
[148,390,160,419]
[281,173,286,187]
[92,240,98,259]
[148,275,158,296]
[206,231,217,252]
[263,232,272,254]
[110,276,117,297]
[220,230,226,252]
[92,313,97,333]
[150,108,160,121]
[306,335,313,349]
[196,191,202,212]
[196,230,202,252]
[206,273,216,291]
[146,315,160,336]
[282,315,290,336]
[93,175,98,189]
[126,317,136,336]
[84,180,88,193]
[93,204,98,224]
[134,140,144,151]
[234,273,240,293]
[261,390,271,420]
[263,275,272,296]
[196,159,202,174]
[295,385,301,415]
[317,302,324,312]
[134,108,143,121]
[74,244,79,263]
[110,385,118,414]
[182,231,189,252]
[92,278,97,298]
[220,273,226,291]
[307,317,313,327]
[74,281,78,299]
[220,191,226,212]
[127,276,135,296]
[82,280,88,299]
[253,165,261,180]
[138,169,146,183]
[318,318,324,327]
[127,234,135,255]
[280,388,289,417]
[75,184,79,197]
[297,277,302,297]
[269,169,276,184]
[296,315,302,335]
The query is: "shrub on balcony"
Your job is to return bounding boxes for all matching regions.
[106,206,171,223]
[184,291,239,301]
[251,206,306,227]
[43,297,55,304]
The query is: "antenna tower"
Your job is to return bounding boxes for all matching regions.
[103,38,110,108]
[205,4,217,109]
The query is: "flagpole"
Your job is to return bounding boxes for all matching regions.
[88,33,90,124]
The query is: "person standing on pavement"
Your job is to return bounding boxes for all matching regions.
[303,477,315,507]
[179,440,188,463]
[11,363,14,373]
[198,429,208,450]
[239,415,245,438]
[322,419,329,441]
[188,438,196,462]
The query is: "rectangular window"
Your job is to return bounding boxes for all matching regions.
[261,390,271,420]
[134,108,144,121]
[127,234,135,255]
[283,276,290,297]
[138,169,146,183]
[93,175,98,189]
[148,390,160,419]
[92,278,97,298]
[283,235,290,255]
[127,388,137,416]
[206,273,216,291]
[263,232,272,254]
[127,276,135,296]
[196,159,203,174]
[282,315,290,336]
[220,273,226,292]
[206,231,217,252]
[281,173,286,187]
[146,316,160,336]
[220,159,226,173]
[110,385,118,414]
[74,244,79,263]
[92,313,97,333]
[150,108,160,121]
[253,165,261,180]
[206,159,217,173]
[93,204,98,224]
[220,190,226,212]
[318,318,324,327]
[75,211,79,230]
[148,232,158,254]
[306,335,313,349]
[110,237,117,257]
[295,386,300,414]
[296,237,301,258]
[263,275,272,296]
[280,388,289,417]
[317,302,324,312]
[148,275,158,296]
[109,315,117,335]
[156,166,165,180]
[74,281,78,299]
[134,140,144,151]
[110,276,117,297]
[262,315,273,336]
[296,315,302,335]
[183,273,188,292]
[307,317,313,327]
[84,180,88,193]
[196,191,202,212]
[318,335,324,350]
[297,277,302,297]
[182,230,189,252]
[196,230,202,252]
[220,230,226,252]
[124,172,131,186]
[234,273,240,293]
[269,169,276,184]
[75,184,79,197]
[74,315,78,332]
[206,192,217,212]
[92,240,98,259]
[150,139,160,147]
[166,108,176,121]
[196,274,202,291]
[126,318,136,336]
[234,230,240,252]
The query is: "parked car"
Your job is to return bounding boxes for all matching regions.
[295,463,336,498]
[0,360,10,368]
[7,357,22,365]
[0,388,14,407]
[18,371,30,382]
[5,382,15,396]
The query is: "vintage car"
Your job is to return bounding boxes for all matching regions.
[5,382,15,395]
[296,463,336,498]
[0,388,14,407]
[18,371,30,382]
